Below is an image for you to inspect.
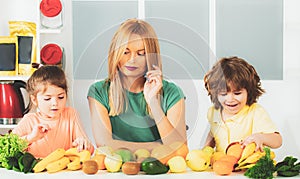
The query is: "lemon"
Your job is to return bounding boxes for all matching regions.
[167,156,187,173]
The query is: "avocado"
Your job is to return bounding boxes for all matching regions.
[141,157,169,175]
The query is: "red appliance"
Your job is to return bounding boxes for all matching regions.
[0,80,29,124]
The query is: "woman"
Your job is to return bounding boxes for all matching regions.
[87,18,187,151]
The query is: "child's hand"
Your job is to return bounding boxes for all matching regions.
[72,137,93,152]
[27,124,50,143]
[143,65,163,104]
[240,133,264,151]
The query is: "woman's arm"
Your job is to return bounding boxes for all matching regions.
[88,97,162,152]
[148,97,187,145]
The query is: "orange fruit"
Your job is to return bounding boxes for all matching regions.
[226,142,243,160]
[169,141,189,158]
[151,144,175,164]
[91,154,106,170]
[218,155,238,166]
[211,151,226,165]
[213,160,234,175]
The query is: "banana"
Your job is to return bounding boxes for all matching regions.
[238,151,265,167]
[78,150,91,162]
[46,157,70,173]
[235,163,256,170]
[33,148,66,173]
[65,147,79,156]
[238,143,256,164]
[67,157,82,171]
[65,147,91,162]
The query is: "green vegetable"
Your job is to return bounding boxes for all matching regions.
[22,152,36,173]
[7,151,38,173]
[244,147,275,179]
[275,156,300,177]
[0,133,28,169]
[141,157,169,175]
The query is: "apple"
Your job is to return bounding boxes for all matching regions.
[167,156,187,173]
[186,149,210,171]
[104,153,122,172]
[134,148,150,161]
[115,148,135,163]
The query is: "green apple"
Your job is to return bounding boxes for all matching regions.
[104,153,122,172]
[115,148,135,163]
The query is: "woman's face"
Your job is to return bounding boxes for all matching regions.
[31,84,67,120]
[217,85,248,117]
[118,34,147,80]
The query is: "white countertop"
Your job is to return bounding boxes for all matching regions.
[2,167,300,179]
[0,167,247,179]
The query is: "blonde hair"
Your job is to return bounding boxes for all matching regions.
[107,18,162,116]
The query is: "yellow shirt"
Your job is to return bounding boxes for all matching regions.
[12,107,94,158]
[207,103,279,153]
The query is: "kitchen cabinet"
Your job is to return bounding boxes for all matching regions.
[0,0,70,132]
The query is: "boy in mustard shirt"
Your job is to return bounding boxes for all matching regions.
[203,56,282,153]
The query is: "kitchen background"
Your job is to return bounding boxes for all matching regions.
[0,0,299,161]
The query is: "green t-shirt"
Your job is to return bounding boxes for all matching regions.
[88,79,185,143]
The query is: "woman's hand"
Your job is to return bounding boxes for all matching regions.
[73,137,93,152]
[240,133,264,151]
[143,65,163,105]
[27,124,50,143]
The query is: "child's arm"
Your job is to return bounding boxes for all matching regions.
[26,124,49,143]
[204,132,215,148]
[241,132,282,151]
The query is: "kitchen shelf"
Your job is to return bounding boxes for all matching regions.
[0,124,16,129]
[0,76,30,81]
[40,28,62,34]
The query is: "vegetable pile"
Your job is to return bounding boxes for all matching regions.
[0,133,29,170]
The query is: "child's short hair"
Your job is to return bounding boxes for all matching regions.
[204,56,265,109]
[27,65,68,96]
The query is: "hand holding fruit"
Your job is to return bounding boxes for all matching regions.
[72,137,93,152]
[240,133,264,151]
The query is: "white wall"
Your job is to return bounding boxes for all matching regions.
[70,0,300,161]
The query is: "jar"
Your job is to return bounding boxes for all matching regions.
[40,0,63,29]
[40,43,64,68]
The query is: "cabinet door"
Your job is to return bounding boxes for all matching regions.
[216,0,283,80]
[73,1,138,79]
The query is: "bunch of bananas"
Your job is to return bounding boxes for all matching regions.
[234,143,275,170]
[275,156,300,177]
[33,148,91,173]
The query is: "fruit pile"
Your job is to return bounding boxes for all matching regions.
[33,148,91,173]
[95,141,190,174]
[209,142,276,176]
